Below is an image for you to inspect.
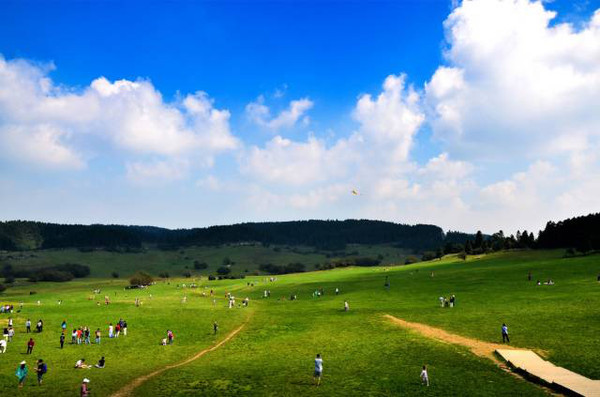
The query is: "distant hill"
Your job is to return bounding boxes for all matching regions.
[0,219,456,252]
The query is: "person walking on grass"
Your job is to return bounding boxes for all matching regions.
[26,319,31,333]
[95,328,101,344]
[0,338,7,353]
[16,361,28,388]
[313,354,323,386]
[502,323,510,343]
[26,338,35,354]
[213,321,219,335]
[60,332,65,349]
[344,301,350,312]
[35,359,47,385]
[420,365,429,386]
[81,378,90,397]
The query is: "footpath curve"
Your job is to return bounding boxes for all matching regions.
[111,323,246,397]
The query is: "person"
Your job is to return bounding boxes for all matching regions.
[94,356,105,369]
[122,320,128,336]
[61,320,67,331]
[35,359,47,385]
[95,328,101,344]
[450,295,456,308]
[502,323,510,343]
[213,321,219,335]
[3,327,8,341]
[26,338,35,354]
[60,332,65,349]
[8,317,13,327]
[167,330,174,344]
[420,365,429,386]
[36,319,43,332]
[8,327,14,341]
[161,338,167,346]
[335,288,339,295]
[16,361,28,388]
[115,323,120,338]
[314,354,323,386]
[0,338,7,353]
[81,378,90,397]
[108,323,114,338]
[75,358,90,369]
[439,296,444,307]
[84,328,91,344]
[72,329,78,344]
[385,276,390,290]
[344,301,349,312]
[25,319,31,333]
[528,271,532,281]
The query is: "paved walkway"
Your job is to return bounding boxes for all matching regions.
[496,349,600,397]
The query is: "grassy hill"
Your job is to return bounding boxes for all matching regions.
[0,243,412,278]
[0,249,598,396]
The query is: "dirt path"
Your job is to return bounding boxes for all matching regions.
[111,323,246,397]
[384,314,520,362]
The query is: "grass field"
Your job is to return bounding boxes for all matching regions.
[0,249,598,396]
[0,243,412,278]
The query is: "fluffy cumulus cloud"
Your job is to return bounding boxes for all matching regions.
[245,95,313,130]
[0,56,239,175]
[426,0,600,160]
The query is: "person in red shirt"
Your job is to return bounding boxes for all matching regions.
[26,338,35,354]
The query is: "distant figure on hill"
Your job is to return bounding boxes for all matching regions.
[62,320,67,331]
[95,356,105,369]
[35,359,47,385]
[335,288,339,295]
[81,378,90,397]
[439,296,444,307]
[26,338,35,354]
[384,276,390,290]
[344,301,349,312]
[25,319,31,333]
[501,323,510,343]
[36,320,43,332]
[314,354,323,386]
[213,321,219,335]
[16,361,28,388]
[420,365,429,386]
[528,271,531,281]
[60,332,65,349]
[450,295,456,307]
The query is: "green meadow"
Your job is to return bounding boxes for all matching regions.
[0,249,599,396]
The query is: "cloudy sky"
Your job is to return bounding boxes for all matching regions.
[1,0,599,234]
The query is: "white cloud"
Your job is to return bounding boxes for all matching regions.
[246,95,314,130]
[426,0,600,161]
[125,159,190,185]
[0,56,239,177]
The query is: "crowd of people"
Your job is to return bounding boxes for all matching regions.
[438,295,456,308]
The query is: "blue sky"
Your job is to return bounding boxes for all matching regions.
[1,0,599,233]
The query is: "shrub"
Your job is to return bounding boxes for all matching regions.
[216,266,231,275]
[182,270,192,278]
[193,261,208,270]
[4,275,15,284]
[208,275,216,281]
[129,271,153,286]
[111,272,120,279]
[0,284,6,293]
[158,272,169,279]
[30,270,74,282]
[404,256,419,265]
[55,263,90,278]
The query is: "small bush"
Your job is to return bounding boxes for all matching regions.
[404,256,419,265]
[29,270,74,282]
[193,261,208,270]
[111,272,120,279]
[216,266,231,275]
[208,275,216,281]
[129,271,153,286]
[182,270,192,278]
[158,272,169,279]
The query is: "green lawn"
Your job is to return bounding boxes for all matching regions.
[0,249,598,396]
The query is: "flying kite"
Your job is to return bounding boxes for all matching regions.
[351,190,360,196]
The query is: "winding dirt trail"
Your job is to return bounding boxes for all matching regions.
[384,314,522,362]
[111,323,246,397]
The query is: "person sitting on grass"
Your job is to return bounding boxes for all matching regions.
[313,354,323,386]
[94,357,105,368]
[75,358,91,369]
[420,365,429,386]
[161,338,167,346]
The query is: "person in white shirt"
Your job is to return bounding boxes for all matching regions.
[314,354,323,386]
[0,339,7,353]
[502,323,510,343]
[344,301,349,312]
[420,365,429,386]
